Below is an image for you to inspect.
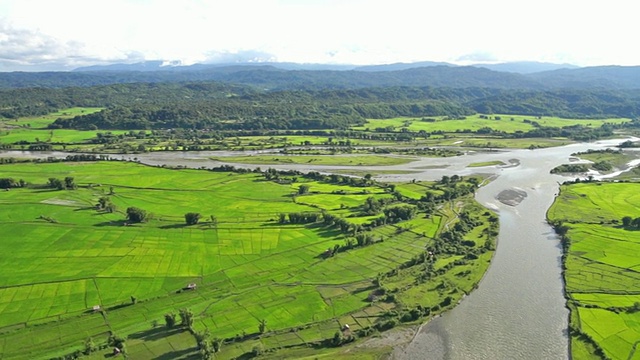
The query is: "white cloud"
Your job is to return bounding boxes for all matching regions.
[1,0,639,70]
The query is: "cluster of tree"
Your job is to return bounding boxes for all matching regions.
[618,139,640,148]
[382,206,417,223]
[550,164,590,174]
[47,177,76,190]
[184,212,201,225]
[96,197,117,213]
[512,123,617,141]
[591,161,613,172]
[0,157,31,164]
[0,178,26,188]
[321,213,353,234]
[126,207,148,223]
[278,212,321,224]
[302,171,373,188]
[428,210,496,257]
[195,330,224,360]
[622,216,640,228]
[164,308,194,331]
[362,196,395,215]
[48,102,367,131]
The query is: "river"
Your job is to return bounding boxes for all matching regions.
[1,138,637,359]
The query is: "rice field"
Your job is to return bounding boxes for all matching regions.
[353,115,631,134]
[0,161,494,359]
[548,182,640,360]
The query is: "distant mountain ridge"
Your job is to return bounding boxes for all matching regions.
[72,60,574,74]
[472,61,579,74]
[1,61,640,90]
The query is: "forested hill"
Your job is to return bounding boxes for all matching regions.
[2,64,640,90]
[2,82,637,130]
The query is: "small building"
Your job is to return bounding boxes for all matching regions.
[92,305,101,312]
[186,283,197,290]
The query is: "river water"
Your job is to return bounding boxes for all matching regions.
[1,138,637,359]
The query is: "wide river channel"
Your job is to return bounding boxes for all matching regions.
[2,138,638,359]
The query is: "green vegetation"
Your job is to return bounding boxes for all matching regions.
[550,164,590,174]
[551,149,640,175]
[0,160,496,359]
[548,182,640,360]
[354,114,630,134]
[573,148,640,172]
[2,106,636,155]
[467,161,506,168]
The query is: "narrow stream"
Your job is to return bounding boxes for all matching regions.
[1,138,636,359]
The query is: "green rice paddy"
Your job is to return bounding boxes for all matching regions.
[353,115,630,134]
[548,182,640,360]
[0,161,495,359]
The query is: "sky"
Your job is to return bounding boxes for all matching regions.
[0,0,638,71]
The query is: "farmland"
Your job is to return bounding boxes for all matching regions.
[1,107,636,155]
[353,114,631,134]
[0,160,496,359]
[548,182,640,359]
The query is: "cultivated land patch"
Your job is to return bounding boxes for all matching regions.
[353,115,630,134]
[548,182,640,359]
[0,160,496,359]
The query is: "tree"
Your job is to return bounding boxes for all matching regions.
[97,196,116,213]
[298,184,310,195]
[130,295,137,304]
[0,178,17,188]
[209,215,218,227]
[164,313,177,328]
[332,330,344,347]
[64,176,76,189]
[623,216,633,227]
[212,337,223,353]
[179,308,194,329]
[258,319,267,334]
[126,207,147,223]
[185,212,201,225]
[83,337,97,355]
[200,341,214,360]
[48,177,64,190]
[251,344,265,357]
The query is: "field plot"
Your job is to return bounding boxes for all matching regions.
[549,182,640,359]
[0,161,495,359]
[353,114,630,134]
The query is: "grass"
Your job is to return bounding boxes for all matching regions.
[0,161,495,359]
[0,108,103,129]
[210,154,418,166]
[0,128,132,145]
[353,114,630,134]
[572,149,640,173]
[467,160,506,168]
[548,181,640,360]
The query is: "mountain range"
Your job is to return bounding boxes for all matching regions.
[0,60,638,90]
